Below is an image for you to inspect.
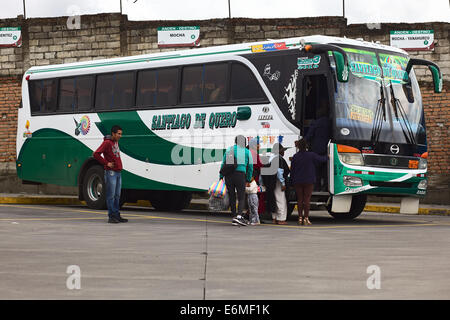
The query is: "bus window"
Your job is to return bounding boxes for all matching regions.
[29,81,43,114]
[58,78,76,112]
[156,68,178,107]
[58,76,94,112]
[29,79,58,114]
[204,64,227,104]
[76,76,95,111]
[181,65,203,105]
[136,70,157,107]
[112,72,135,109]
[95,72,135,110]
[230,63,265,102]
[95,74,114,110]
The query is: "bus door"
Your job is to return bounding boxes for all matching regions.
[296,52,334,138]
[296,52,335,193]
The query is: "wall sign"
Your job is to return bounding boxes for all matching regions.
[157,26,200,48]
[0,27,22,47]
[390,30,434,51]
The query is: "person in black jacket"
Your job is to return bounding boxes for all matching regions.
[291,138,327,225]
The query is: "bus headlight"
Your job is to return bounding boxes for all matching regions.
[343,175,363,187]
[337,144,364,166]
[338,153,364,166]
[418,179,427,190]
[419,158,427,169]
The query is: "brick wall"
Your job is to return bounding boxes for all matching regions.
[0,77,20,163]
[0,13,449,193]
[421,83,450,190]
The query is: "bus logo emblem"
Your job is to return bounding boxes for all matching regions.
[390,144,400,154]
[297,55,321,70]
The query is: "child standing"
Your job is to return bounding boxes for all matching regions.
[246,176,260,225]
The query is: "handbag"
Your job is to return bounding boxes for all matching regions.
[208,178,227,198]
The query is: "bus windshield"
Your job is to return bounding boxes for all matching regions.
[333,47,426,146]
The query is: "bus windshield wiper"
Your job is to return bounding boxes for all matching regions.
[388,80,417,145]
[370,81,386,145]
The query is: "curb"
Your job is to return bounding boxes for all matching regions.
[0,196,449,216]
[363,204,450,216]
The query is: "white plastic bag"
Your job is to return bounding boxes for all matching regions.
[208,193,229,212]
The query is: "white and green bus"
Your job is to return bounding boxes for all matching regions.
[17,35,442,218]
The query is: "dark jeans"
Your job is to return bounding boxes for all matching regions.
[105,170,121,218]
[225,171,246,216]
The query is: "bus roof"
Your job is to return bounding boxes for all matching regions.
[25,35,408,76]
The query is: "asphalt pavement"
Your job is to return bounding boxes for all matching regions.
[0,203,450,300]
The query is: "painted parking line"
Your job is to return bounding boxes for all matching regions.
[0,203,448,230]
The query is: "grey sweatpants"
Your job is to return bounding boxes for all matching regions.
[247,193,260,224]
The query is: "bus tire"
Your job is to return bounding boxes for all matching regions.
[327,194,367,220]
[82,165,106,210]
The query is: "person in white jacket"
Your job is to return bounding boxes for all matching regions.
[246,176,260,225]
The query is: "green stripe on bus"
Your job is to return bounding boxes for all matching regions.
[16,128,204,191]
[96,111,226,165]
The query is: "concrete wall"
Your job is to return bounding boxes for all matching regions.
[0,13,448,202]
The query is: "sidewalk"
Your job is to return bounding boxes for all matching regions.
[1,193,449,216]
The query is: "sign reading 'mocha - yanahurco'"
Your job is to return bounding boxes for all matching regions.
[0,27,22,47]
[157,26,200,48]
[390,30,434,51]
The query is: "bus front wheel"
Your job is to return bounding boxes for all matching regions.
[327,194,367,220]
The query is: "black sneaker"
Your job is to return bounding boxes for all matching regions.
[232,215,248,226]
[117,216,128,223]
[108,217,120,224]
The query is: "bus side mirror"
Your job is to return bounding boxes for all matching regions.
[302,43,349,83]
[406,58,442,93]
[429,64,443,93]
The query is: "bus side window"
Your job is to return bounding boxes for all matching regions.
[230,63,266,102]
[95,74,114,110]
[137,70,157,107]
[156,68,178,107]
[204,63,227,104]
[29,80,42,114]
[76,76,95,111]
[181,65,203,105]
[30,79,57,114]
[58,78,76,112]
[112,72,135,109]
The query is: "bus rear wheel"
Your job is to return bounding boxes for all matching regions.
[327,194,367,220]
[149,191,192,211]
[82,165,107,210]
[82,165,126,210]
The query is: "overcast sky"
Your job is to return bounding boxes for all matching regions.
[1,0,449,25]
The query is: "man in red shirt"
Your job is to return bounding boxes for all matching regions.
[93,125,128,223]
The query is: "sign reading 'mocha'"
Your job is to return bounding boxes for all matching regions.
[157,26,200,48]
[0,27,22,47]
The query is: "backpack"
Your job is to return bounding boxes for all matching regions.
[220,148,238,177]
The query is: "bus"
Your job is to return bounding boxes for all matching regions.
[16,35,442,219]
